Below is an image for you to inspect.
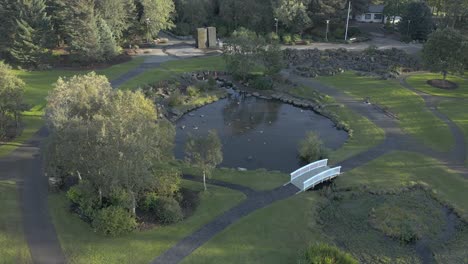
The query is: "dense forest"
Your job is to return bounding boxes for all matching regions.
[0,0,467,67]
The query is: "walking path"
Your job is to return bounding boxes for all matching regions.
[1,43,466,264]
[151,73,467,264]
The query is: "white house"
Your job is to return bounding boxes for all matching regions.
[355,4,385,23]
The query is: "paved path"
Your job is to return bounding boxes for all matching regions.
[1,43,466,264]
[0,128,66,264]
[152,176,299,264]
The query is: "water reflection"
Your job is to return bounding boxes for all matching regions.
[174,92,348,172]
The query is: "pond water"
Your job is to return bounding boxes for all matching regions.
[174,91,348,172]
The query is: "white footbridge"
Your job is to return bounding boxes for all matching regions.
[287,159,341,193]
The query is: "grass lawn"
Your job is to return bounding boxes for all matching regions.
[0,181,32,264]
[289,85,385,163]
[119,56,225,90]
[0,57,145,158]
[182,151,468,264]
[175,161,289,191]
[49,180,245,264]
[438,99,468,166]
[317,72,454,152]
[336,151,468,221]
[406,73,468,98]
[182,192,326,264]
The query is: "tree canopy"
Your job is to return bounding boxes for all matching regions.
[422,27,468,79]
[0,61,25,141]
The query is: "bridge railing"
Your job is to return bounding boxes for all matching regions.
[302,166,341,191]
[290,159,328,181]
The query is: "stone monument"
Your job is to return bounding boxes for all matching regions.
[207,27,217,48]
[197,28,208,49]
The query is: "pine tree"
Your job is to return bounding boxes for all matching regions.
[5,0,52,66]
[98,19,119,61]
[66,0,102,63]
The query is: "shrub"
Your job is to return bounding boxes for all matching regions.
[293,34,302,43]
[207,76,217,90]
[282,34,292,44]
[299,131,328,162]
[251,76,273,90]
[143,194,183,224]
[400,35,412,43]
[301,243,358,264]
[217,25,228,37]
[92,206,137,236]
[174,22,191,36]
[266,32,280,43]
[186,86,200,97]
[333,28,345,39]
[347,27,361,37]
[67,181,99,219]
[168,90,184,107]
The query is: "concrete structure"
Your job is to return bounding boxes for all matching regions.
[207,27,217,48]
[355,4,385,23]
[196,28,208,49]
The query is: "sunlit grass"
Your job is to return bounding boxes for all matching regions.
[336,151,468,221]
[289,85,385,163]
[317,72,454,152]
[438,99,468,165]
[49,180,245,264]
[407,73,468,98]
[0,181,32,264]
[119,56,225,90]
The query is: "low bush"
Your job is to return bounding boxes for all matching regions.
[293,34,302,43]
[282,34,292,45]
[67,181,99,220]
[347,27,361,37]
[92,206,137,236]
[168,90,184,107]
[251,76,273,90]
[298,131,328,162]
[300,243,358,264]
[143,194,183,224]
[186,86,200,97]
[266,32,280,43]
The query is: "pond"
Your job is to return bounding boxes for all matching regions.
[174,91,348,172]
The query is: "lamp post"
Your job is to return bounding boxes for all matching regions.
[145,18,151,43]
[325,20,330,42]
[274,18,279,35]
[407,19,411,37]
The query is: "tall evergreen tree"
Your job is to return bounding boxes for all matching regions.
[138,0,175,40]
[6,0,52,66]
[65,0,102,63]
[97,18,119,61]
[95,0,136,43]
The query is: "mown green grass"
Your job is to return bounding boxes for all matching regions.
[49,180,245,264]
[438,99,468,166]
[336,151,468,221]
[182,192,325,264]
[317,72,454,152]
[119,56,225,90]
[289,85,385,163]
[0,181,32,264]
[181,151,468,264]
[0,57,145,157]
[176,161,288,191]
[406,73,468,98]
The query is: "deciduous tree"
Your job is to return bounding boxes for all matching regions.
[422,27,468,79]
[185,130,223,191]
